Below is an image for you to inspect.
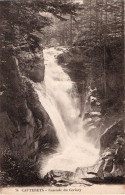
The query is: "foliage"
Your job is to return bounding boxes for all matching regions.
[0,0,79,44]
[1,154,44,186]
[0,0,80,81]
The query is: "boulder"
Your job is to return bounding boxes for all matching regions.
[44,170,92,186]
[28,65,45,83]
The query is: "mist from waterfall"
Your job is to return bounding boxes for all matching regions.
[34,47,99,176]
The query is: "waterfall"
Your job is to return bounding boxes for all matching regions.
[34,47,99,176]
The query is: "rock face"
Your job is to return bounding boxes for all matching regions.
[57,47,125,182]
[75,120,125,181]
[0,48,58,185]
[18,48,45,83]
[57,48,86,85]
[100,119,124,153]
[97,119,125,179]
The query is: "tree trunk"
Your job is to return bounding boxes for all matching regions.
[69,14,73,47]
[122,0,125,132]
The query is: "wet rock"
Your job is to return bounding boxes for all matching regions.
[100,119,124,153]
[111,163,125,177]
[57,52,72,64]
[44,170,74,185]
[75,167,97,179]
[44,170,92,186]
[90,112,101,117]
[103,155,114,173]
[85,134,125,180]
[28,65,45,83]
[75,140,125,181]
[86,159,105,180]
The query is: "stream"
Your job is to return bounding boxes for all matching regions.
[34,47,99,177]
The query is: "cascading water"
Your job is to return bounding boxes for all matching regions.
[34,47,99,176]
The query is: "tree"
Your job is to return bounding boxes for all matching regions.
[57,0,124,139]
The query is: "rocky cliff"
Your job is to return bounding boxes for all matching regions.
[57,46,125,181]
[0,40,59,186]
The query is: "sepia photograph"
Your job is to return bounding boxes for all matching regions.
[0,0,125,194]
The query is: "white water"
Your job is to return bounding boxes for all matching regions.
[34,47,99,176]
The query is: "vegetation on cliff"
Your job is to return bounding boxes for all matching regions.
[56,0,125,180]
[57,0,124,130]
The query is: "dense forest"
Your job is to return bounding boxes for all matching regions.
[0,0,125,187]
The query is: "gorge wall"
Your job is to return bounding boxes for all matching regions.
[0,38,59,186]
[57,46,125,180]
[57,45,124,134]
